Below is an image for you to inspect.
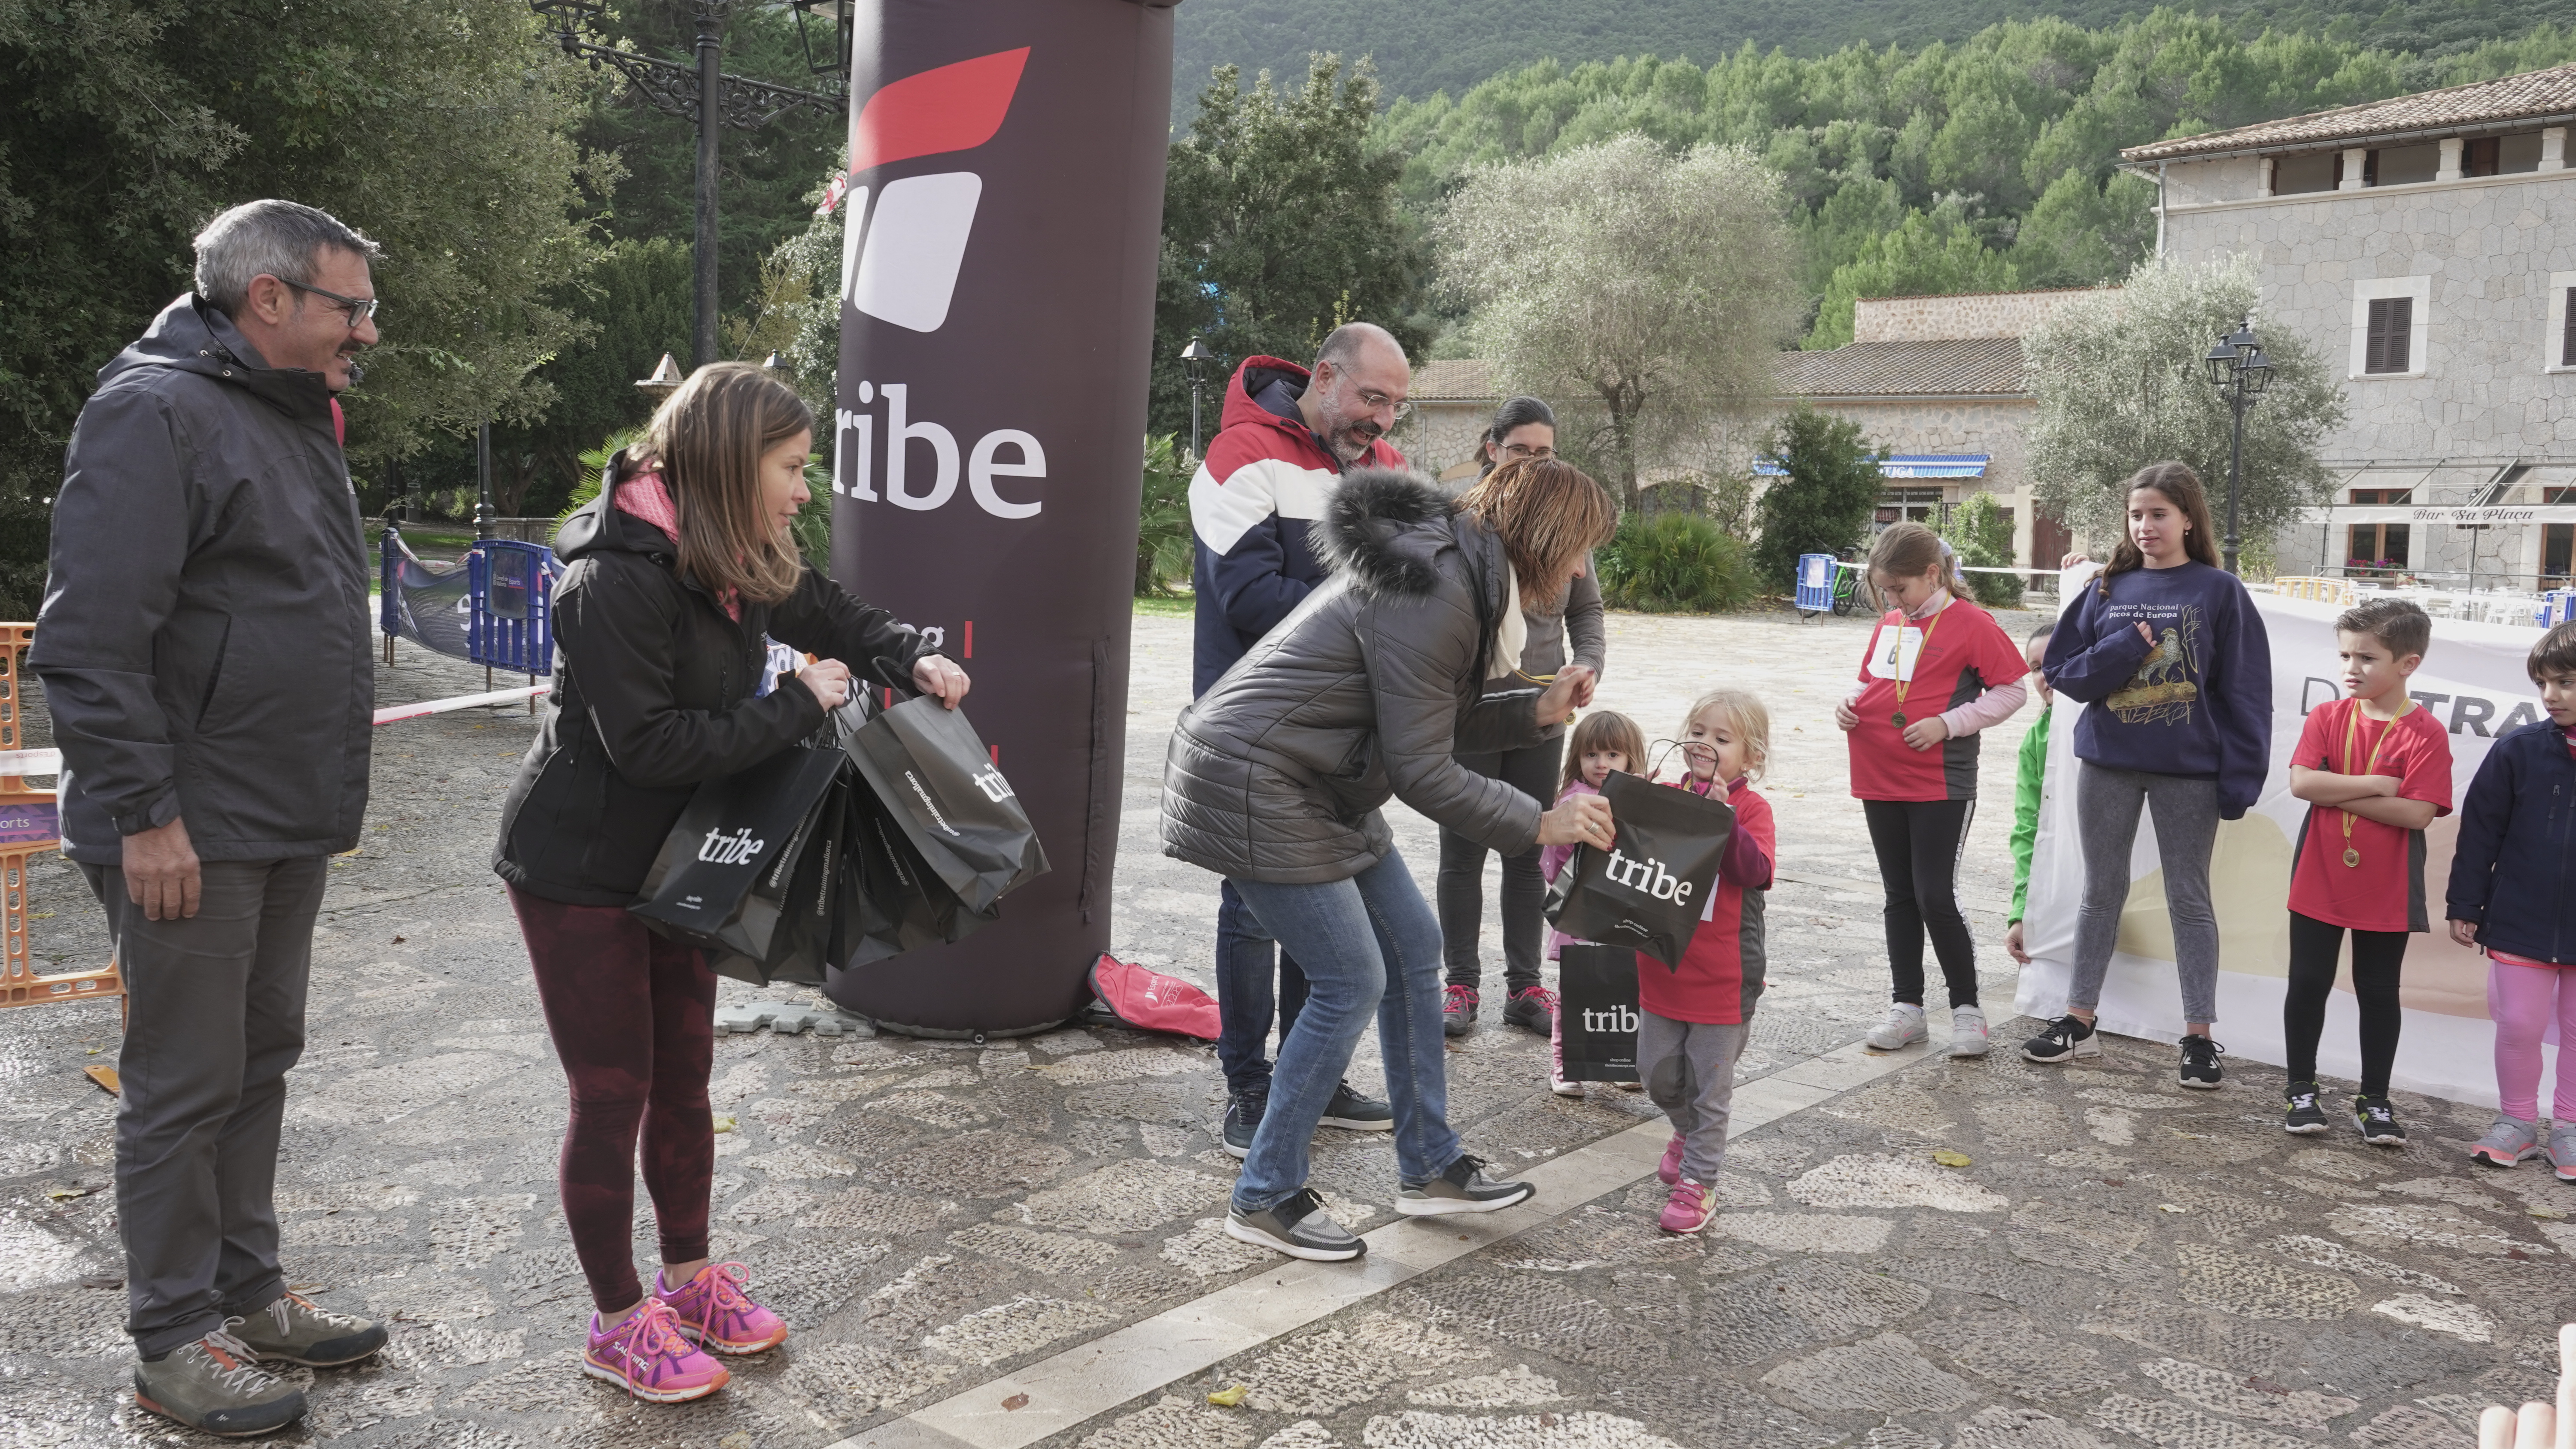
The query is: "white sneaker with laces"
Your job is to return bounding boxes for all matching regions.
[1948,1005,1990,1058]
[1865,1003,1927,1052]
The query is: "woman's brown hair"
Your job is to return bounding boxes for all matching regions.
[637,361,814,606]
[1455,457,1619,607]
[1866,520,1966,599]
[2098,461,2221,595]
[1560,709,1648,794]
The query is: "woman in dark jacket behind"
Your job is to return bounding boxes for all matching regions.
[495,363,966,1402]
[1163,461,1619,1261]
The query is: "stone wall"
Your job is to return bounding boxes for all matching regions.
[1852,288,2117,343]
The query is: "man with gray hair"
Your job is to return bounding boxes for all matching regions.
[36,198,387,1435]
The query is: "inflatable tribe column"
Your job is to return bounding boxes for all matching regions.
[823,0,1176,1034]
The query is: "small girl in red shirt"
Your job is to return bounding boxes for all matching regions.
[1643,688,1776,1234]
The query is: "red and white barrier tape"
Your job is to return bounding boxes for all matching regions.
[0,684,550,777]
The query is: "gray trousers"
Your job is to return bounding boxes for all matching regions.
[1639,1010,1748,1184]
[2068,761,2221,1024]
[83,857,326,1358]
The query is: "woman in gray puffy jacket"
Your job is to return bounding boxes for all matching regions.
[1163,461,1620,1260]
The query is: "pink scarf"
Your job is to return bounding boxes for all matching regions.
[615,466,739,620]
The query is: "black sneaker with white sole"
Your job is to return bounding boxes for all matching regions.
[1318,1079,1393,1132]
[1396,1153,1536,1216]
[2282,1081,2330,1134]
[1221,1093,1265,1159]
[2020,1014,2100,1063]
[2177,1034,2224,1088]
[2353,1093,2407,1146]
[1225,1188,1364,1261]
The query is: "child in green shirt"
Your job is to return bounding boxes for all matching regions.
[2006,622,2055,965]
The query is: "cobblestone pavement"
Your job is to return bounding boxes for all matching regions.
[3,603,2558,1449]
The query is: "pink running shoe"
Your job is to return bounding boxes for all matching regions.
[584,1297,728,1402]
[1658,1133,1685,1186]
[656,1262,788,1355]
[1659,1179,1716,1234]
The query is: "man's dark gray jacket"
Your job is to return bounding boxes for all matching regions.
[33,294,373,864]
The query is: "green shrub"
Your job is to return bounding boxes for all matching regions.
[1597,512,1754,614]
[1136,434,1194,596]
[1750,407,1885,591]
[1940,491,2022,608]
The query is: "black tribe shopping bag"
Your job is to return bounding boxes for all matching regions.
[1543,770,1735,969]
[1556,944,1643,1082]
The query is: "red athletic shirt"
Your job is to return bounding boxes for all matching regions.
[2287,697,2452,933]
[1639,776,1775,1025]
[1847,597,2027,802]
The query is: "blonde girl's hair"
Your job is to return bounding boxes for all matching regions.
[1680,687,1771,783]
[1560,709,1648,794]
[2098,461,2222,595]
[1455,456,1620,608]
[1867,520,1966,599]
[637,361,814,606]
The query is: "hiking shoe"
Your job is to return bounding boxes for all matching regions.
[2470,1115,2540,1167]
[2282,1082,2330,1135]
[1225,1188,1363,1261]
[1865,1003,1927,1051]
[2352,1094,2406,1148]
[584,1297,728,1402]
[2552,1123,2576,1183]
[1442,984,1479,1037]
[1948,1005,1991,1058]
[1657,1133,1686,1187]
[1318,1079,1393,1132]
[228,1291,386,1368]
[1612,1080,1644,1093]
[2178,1034,2225,1089]
[2021,1014,2099,1064]
[1398,1153,1536,1216]
[1221,1092,1264,1159]
[1503,986,1557,1037]
[655,1262,786,1355]
[133,1327,305,1437]
[1659,1179,1716,1234]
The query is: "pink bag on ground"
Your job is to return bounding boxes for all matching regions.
[1082,955,1221,1041]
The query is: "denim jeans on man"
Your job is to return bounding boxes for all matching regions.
[1227,850,1458,1213]
[1216,880,1309,1101]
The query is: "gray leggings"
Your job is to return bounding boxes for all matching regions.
[2069,761,2221,1024]
[1638,1011,1748,1184]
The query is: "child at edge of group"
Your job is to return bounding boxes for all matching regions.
[1540,709,1651,1098]
[2004,622,2056,970]
[2446,620,2576,1181]
[2280,598,2450,1146]
[1639,689,1777,1235]
[1835,521,2031,1060]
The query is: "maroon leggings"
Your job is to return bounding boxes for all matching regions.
[509,888,717,1313]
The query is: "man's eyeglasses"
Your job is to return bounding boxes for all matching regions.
[279,278,382,328]
[1499,443,1555,461]
[1355,387,1413,421]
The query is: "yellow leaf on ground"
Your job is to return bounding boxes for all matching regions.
[711,1116,735,1134]
[1206,1384,1249,1407]
[1932,1149,1972,1168]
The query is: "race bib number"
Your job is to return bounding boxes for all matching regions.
[1866,623,1926,682]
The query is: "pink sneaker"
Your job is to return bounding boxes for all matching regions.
[656,1262,787,1355]
[1658,1133,1685,1186]
[584,1297,729,1402]
[1659,1179,1716,1234]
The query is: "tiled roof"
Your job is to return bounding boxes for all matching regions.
[1408,358,1494,401]
[1774,337,2028,399]
[2120,64,2576,163]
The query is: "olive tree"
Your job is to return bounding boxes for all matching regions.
[1435,134,1802,511]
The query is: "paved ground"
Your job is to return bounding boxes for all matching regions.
[2,601,2560,1449]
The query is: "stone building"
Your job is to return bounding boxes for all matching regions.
[2121,64,2576,587]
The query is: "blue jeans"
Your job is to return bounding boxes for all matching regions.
[1216,880,1309,1100]
[1227,851,1460,1213]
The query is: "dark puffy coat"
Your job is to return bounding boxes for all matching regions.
[493,460,934,905]
[2445,718,2576,961]
[1161,470,1546,885]
[34,294,373,864]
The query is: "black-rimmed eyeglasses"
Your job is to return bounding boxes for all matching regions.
[279,278,382,328]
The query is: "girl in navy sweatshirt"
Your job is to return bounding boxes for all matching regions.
[2021,463,2273,1088]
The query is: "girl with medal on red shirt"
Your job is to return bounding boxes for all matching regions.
[1835,523,2030,1059]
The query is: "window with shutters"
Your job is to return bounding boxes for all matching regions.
[2365,298,2413,373]
[2549,274,2576,374]
[2564,288,2576,368]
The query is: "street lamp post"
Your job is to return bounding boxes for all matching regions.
[2201,314,2275,576]
[1180,338,1213,460]
[529,0,848,370]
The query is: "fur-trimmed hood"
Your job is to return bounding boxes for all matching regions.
[1311,467,1472,600]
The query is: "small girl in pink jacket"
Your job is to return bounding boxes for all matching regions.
[1541,709,1650,1096]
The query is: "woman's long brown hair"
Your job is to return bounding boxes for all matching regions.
[2096,461,2222,595]
[1455,457,1619,607]
[637,361,813,606]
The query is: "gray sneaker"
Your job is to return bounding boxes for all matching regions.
[2470,1115,2540,1168]
[1397,1153,1536,1217]
[133,1327,306,1437]
[1865,1003,1927,1052]
[229,1291,387,1368]
[1225,1188,1364,1261]
[2552,1123,2576,1183]
[1948,1005,1991,1058]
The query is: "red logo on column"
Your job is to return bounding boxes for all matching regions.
[833,48,1030,334]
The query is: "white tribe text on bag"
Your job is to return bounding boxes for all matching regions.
[697,828,768,865]
[1602,847,1696,905]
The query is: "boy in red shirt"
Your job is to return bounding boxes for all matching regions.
[1644,688,1776,1234]
[2281,597,2450,1145]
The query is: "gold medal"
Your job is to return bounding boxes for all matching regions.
[2342,846,2360,868]
[1892,712,1906,728]
[1885,603,1947,738]
[2335,698,2414,872]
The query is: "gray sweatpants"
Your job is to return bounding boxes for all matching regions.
[1638,1010,1749,1184]
[2067,761,2221,1025]
[82,857,326,1358]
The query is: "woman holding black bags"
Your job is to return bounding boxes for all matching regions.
[493,362,966,1403]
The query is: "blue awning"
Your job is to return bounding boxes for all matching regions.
[1755,454,1992,479]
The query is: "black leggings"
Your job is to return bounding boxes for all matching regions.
[1438,737,1564,992]
[1863,798,1978,1009]
[2284,909,2407,1097]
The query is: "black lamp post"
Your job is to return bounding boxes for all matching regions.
[529,0,848,370]
[1180,338,1213,460]
[2201,314,2275,576]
